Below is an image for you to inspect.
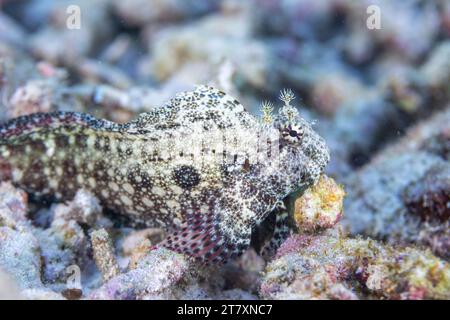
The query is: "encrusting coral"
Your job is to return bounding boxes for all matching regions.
[260,230,450,300]
[293,175,345,232]
[261,174,450,300]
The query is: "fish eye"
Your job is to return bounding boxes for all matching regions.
[281,124,303,143]
[289,130,298,137]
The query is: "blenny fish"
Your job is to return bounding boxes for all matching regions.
[0,86,329,263]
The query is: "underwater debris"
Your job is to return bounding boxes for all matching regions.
[90,228,120,282]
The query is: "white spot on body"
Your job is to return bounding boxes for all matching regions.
[123,183,134,194]
[167,200,180,211]
[121,195,133,206]
[45,139,56,157]
[101,189,109,198]
[49,179,58,189]
[88,177,96,188]
[170,185,183,195]
[200,204,209,214]
[142,197,154,207]
[109,181,119,192]
[86,135,96,148]
[12,169,23,181]
[76,175,84,184]
[152,186,166,197]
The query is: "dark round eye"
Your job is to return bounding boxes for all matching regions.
[289,130,298,137]
[282,125,303,143]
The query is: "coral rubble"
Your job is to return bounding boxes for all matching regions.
[261,231,450,300]
[343,108,450,260]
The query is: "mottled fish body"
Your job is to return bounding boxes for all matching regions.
[0,86,329,263]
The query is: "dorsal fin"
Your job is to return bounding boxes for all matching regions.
[0,111,118,140]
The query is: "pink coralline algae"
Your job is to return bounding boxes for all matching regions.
[261,231,450,300]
